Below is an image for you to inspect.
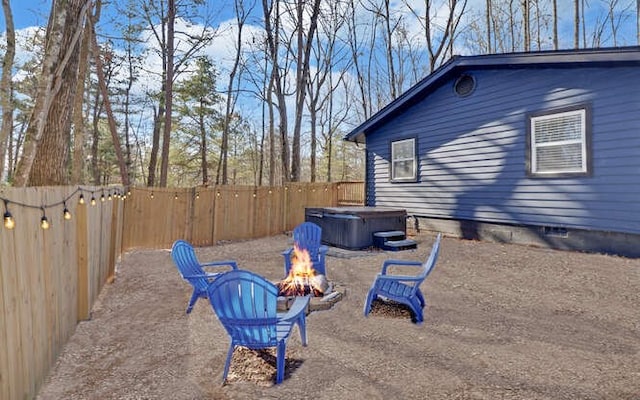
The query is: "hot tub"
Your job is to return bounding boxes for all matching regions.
[305,207,407,250]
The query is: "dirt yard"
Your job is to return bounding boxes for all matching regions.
[36,234,639,400]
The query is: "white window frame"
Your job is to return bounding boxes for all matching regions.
[530,108,589,176]
[390,138,417,182]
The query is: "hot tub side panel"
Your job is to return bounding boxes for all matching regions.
[305,208,407,249]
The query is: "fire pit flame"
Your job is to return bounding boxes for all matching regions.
[278,245,328,297]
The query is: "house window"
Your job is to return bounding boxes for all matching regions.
[391,138,417,182]
[528,107,591,177]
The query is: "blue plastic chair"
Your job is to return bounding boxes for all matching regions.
[207,269,310,384]
[170,240,238,314]
[363,233,442,324]
[282,222,328,276]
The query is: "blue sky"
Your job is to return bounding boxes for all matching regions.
[1,1,638,49]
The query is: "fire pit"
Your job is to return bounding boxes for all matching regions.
[276,246,344,312]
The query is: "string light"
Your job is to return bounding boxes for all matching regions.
[1,185,123,230]
[108,192,113,201]
[150,191,154,199]
[63,202,72,220]
[3,199,15,230]
[100,191,106,202]
[40,207,50,230]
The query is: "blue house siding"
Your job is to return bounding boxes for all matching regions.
[364,65,640,236]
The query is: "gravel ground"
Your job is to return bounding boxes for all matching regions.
[36,234,640,400]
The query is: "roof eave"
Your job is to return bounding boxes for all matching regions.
[344,46,640,143]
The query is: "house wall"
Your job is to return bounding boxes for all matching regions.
[365,66,640,250]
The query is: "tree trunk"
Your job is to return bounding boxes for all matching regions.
[199,105,208,185]
[486,0,492,53]
[522,0,530,52]
[159,0,175,187]
[218,0,246,185]
[70,2,95,184]
[0,0,15,182]
[14,0,92,186]
[552,0,558,50]
[290,0,321,181]
[89,14,129,186]
[28,0,92,186]
[262,0,289,183]
[574,0,580,49]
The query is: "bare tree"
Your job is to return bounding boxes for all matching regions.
[552,0,558,49]
[0,0,15,182]
[140,0,214,187]
[306,2,348,182]
[574,0,580,48]
[486,0,492,53]
[345,0,372,121]
[262,0,290,183]
[217,0,253,185]
[159,0,175,187]
[288,0,321,181]
[522,0,530,51]
[88,13,130,185]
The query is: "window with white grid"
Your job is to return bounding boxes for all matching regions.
[530,109,588,176]
[391,138,417,182]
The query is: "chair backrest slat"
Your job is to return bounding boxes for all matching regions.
[419,233,442,281]
[171,240,209,290]
[208,270,279,347]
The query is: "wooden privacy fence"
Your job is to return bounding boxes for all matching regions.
[0,181,362,400]
[0,185,124,400]
[122,182,365,250]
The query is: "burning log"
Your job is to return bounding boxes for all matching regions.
[278,245,329,297]
[277,273,329,297]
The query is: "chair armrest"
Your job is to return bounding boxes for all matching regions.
[183,272,219,280]
[374,274,423,283]
[318,245,329,255]
[381,259,422,274]
[279,295,310,322]
[282,247,294,257]
[200,260,239,270]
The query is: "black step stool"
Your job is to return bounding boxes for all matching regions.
[372,230,417,251]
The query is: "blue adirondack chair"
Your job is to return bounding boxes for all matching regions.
[207,269,310,384]
[363,233,442,324]
[171,240,239,314]
[282,222,328,276]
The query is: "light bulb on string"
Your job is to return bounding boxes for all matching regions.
[101,191,106,202]
[78,193,85,204]
[108,192,113,201]
[63,202,72,220]
[3,200,15,230]
[90,194,97,206]
[40,207,50,230]
[150,192,154,199]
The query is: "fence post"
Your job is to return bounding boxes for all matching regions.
[75,202,89,321]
